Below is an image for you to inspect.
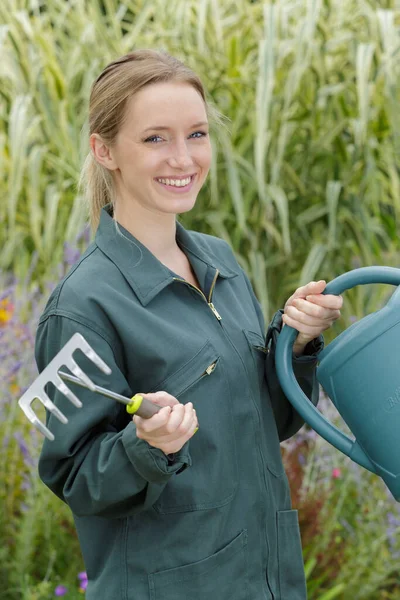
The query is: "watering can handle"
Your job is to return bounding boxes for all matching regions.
[275,266,400,473]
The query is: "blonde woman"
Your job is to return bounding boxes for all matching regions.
[36,50,342,600]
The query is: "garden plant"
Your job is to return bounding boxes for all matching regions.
[1,0,400,598]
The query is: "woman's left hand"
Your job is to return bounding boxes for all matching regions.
[282,280,343,355]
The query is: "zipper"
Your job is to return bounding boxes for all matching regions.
[209,302,221,320]
[173,267,273,594]
[212,323,275,596]
[172,269,222,321]
[177,359,219,397]
[205,361,217,375]
[254,345,268,354]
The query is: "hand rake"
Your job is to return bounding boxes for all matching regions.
[18,333,160,441]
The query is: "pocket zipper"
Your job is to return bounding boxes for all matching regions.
[254,345,269,354]
[177,359,219,398]
[204,361,218,375]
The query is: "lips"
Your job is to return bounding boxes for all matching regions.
[154,174,196,193]
[155,173,196,181]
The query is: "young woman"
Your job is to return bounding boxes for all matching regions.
[36,49,342,600]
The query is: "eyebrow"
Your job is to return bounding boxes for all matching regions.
[142,121,209,134]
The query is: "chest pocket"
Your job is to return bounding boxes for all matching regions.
[242,329,268,392]
[149,339,238,514]
[242,329,285,478]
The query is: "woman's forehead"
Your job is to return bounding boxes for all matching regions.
[124,82,207,128]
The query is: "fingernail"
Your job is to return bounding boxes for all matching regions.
[193,427,199,434]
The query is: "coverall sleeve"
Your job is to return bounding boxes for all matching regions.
[240,269,324,441]
[36,314,191,518]
[265,308,323,441]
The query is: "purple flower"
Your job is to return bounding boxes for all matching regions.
[21,475,31,491]
[54,585,68,596]
[13,431,36,468]
[64,242,82,266]
[387,511,400,552]
[297,453,306,465]
[0,289,13,302]
[76,226,91,245]
[6,360,22,379]
[78,571,88,592]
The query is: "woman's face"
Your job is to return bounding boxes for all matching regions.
[101,81,212,219]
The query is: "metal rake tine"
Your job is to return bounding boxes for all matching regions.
[73,333,112,375]
[53,374,83,408]
[23,403,56,441]
[63,356,97,391]
[18,332,114,441]
[39,389,69,424]
[18,385,68,442]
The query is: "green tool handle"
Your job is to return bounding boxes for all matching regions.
[58,370,160,418]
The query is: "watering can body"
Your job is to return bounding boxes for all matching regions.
[275,267,400,502]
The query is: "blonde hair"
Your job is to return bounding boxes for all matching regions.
[79,49,226,232]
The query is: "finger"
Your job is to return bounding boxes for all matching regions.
[289,298,341,320]
[176,403,198,436]
[163,402,187,435]
[282,312,332,336]
[159,421,199,454]
[305,293,343,309]
[139,391,179,408]
[160,413,199,454]
[285,305,338,329]
[134,405,172,433]
[291,280,326,300]
[146,404,197,445]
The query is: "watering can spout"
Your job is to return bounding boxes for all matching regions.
[348,441,377,474]
[275,266,400,502]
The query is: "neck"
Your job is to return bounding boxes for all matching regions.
[113,201,181,262]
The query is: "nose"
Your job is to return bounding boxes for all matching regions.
[167,138,195,170]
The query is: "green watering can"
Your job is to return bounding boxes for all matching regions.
[275,266,400,502]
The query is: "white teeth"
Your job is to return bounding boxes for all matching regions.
[157,176,192,187]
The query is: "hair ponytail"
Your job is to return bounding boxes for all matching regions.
[79,151,114,232]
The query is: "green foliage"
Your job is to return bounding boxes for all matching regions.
[282,395,400,599]
[0,264,85,599]
[1,0,400,333]
[2,0,400,597]
[2,276,400,598]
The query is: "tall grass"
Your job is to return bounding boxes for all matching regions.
[2,0,400,597]
[2,257,400,598]
[0,238,92,599]
[1,0,400,331]
[282,394,400,599]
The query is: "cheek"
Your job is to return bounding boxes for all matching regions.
[195,142,212,170]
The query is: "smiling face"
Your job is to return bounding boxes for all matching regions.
[95,81,212,222]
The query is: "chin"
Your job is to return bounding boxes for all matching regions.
[166,196,198,215]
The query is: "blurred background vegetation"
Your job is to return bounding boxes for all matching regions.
[1,0,400,598]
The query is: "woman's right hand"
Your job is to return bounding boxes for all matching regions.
[132,391,198,455]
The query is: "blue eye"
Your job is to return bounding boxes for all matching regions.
[190,131,208,138]
[144,135,163,143]
[144,131,208,143]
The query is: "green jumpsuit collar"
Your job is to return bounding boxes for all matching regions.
[95,205,238,306]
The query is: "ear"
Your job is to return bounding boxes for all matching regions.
[90,133,119,171]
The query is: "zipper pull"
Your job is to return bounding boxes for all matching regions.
[208,302,222,321]
[205,361,218,375]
